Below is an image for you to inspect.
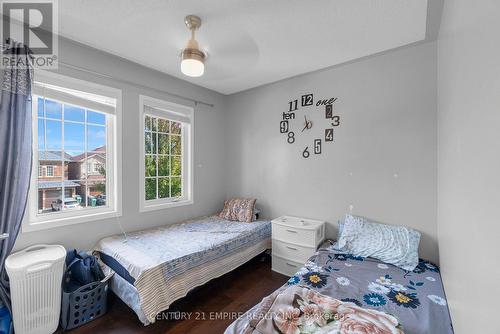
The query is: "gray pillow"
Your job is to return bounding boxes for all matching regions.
[337,214,420,271]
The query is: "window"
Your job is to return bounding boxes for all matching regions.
[93,163,102,173]
[139,95,193,211]
[45,165,54,177]
[25,71,122,232]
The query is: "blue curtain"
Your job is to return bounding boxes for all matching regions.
[0,40,33,315]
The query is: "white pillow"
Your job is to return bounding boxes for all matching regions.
[337,214,421,271]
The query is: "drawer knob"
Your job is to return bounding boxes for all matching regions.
[286,229,298,233]
[285,262,296,267]
[286,246,298,251]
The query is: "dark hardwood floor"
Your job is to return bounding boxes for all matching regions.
[59,254,287,334]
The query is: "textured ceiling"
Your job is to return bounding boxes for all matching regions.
[59,0,428,95]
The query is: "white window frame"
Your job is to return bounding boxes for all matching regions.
[38,166,43,177]
[23,71,122,232]
[45,165,54,177]
[139,95,193,212]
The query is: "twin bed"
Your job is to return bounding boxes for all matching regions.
[225,243,453,334]
[95,215,271,325]
[94,214,453,333]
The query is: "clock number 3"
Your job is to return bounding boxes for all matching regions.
[287,131,295,144]
[331,115,341,126]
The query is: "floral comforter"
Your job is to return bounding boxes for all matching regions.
[226,245,453,334]
[247,285,404,333]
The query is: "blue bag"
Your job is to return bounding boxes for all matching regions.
[0,302,11,334]
[64,250,104,292]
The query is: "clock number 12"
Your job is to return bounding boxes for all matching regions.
[301,94,314,107]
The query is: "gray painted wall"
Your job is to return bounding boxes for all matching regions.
[225,42,439,264]
[14,37,227,251]
[15,36,441,268]
[437,1,500,332]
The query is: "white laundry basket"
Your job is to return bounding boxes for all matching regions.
[5,244,66,334]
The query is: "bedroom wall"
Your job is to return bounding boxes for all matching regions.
[14,37,227,251]
[225,42,439,263]
[437,0,500,332]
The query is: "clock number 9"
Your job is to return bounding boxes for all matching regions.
[280,120,289,133]
[287,131,295,144]
[302,146,310,158]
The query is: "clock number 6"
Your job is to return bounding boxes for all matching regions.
[302,146,310,158]
[287,131,295,144]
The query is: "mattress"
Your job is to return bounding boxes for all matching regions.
[106,238,271,325]
[225,244,454,334]
[98,251,136,284]
[95,215,272,324]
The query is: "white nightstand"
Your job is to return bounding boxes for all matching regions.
[271,216,325,276]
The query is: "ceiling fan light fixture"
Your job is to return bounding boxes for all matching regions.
[181,47,205,77]
[181,15,206,77]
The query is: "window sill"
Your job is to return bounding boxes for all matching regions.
[22,209,122,233]
[140,199,193,212]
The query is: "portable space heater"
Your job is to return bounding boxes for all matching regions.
[5,244,66,334]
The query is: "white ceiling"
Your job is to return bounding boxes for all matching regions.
[59,0,428,95]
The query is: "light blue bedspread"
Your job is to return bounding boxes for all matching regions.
[97,215,272,325]
[97,216,271,281]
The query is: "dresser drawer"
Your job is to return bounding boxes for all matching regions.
[272,239,315,263]
[272,224,316,247]
[272,255,303,277]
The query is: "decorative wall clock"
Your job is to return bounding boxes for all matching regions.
[279,93,340,158]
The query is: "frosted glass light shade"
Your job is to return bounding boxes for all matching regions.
[181,58,204,77]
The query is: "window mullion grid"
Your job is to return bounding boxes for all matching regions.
[180,125,183,198]
[84,109,88,208]
[61,103,65,208]
[169,121,172,198]
[104,115,110,209]
[42,97,47,188]
[155,118,159,200]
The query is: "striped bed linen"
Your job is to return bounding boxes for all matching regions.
[95,216,272,324]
